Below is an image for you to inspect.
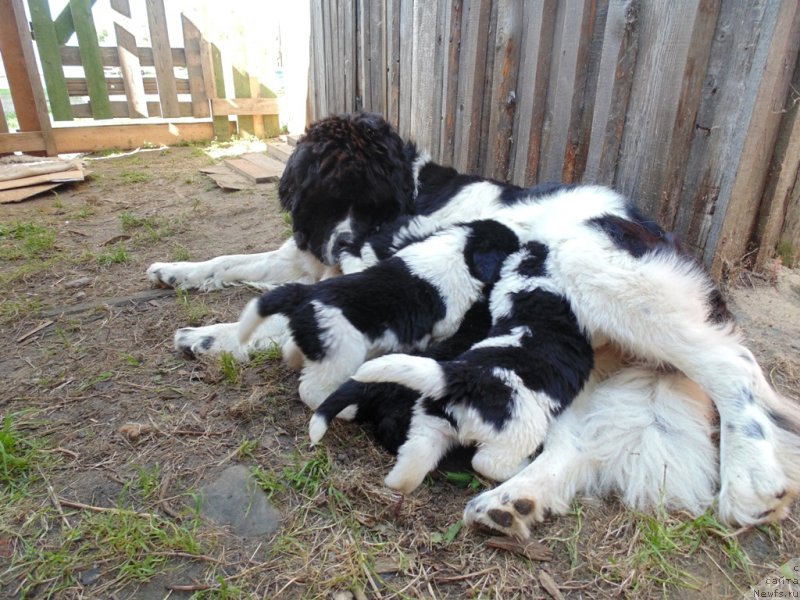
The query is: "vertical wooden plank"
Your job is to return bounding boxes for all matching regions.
[672,1,798,273]
[145,0,180,118]
[656,0,719,225]
[754,55,800,269]
[538,0,596,183]
[69,0,112,119]
[358,0,371,111]
[369,0,386,114]
[233,66,255,135]
[343,0,356,112]
[321,0,335,115]
[410,0,441,155]
[28,0,73,121]
[111,0,147,118]
[54,0,96,44]
[386,0,401,126]
[0,97,7,134]
[706,0,800,275]
[510,0,557,186]
[311,0,327,120]
[453,0,492,173]
[439,0,463,165]
[583,0,640,186]
[476,0,498,176]
[204,41,230,139]
[613,1,703,216]
[397,0,413,137]
[484,0,522,182]
[0,0,56,154]
[780,175,800,267]
[181,15,210,118]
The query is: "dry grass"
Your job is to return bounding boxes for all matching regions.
[1,145,798,599]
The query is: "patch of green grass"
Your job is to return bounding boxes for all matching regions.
[235,439,259,460]
[0,415,40,488]
[219,352,242,385]
[777,240,796,267]
[119,212,159,232]
[0,221,57,261]
[251,466,286,500]
[120,353,142,367]
[0,297,42,323]
[171,246,191,261]
[250,343,282,365]
[119,170,152,184]
[282,446,331,498]
[79,371,115,391]
[73,205,96,219]
[443,471,484,491]
[176,288,211,325]
[97,244,130,266]
[430,519,464,546]
[134,464,161,501]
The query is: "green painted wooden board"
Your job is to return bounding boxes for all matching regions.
[68,0,112,119]
[28,0,73,121]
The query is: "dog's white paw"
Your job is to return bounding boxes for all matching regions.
[463,484,548,539]
[174,323,250,361]
[147,262,222,291]
[718,443,795,525]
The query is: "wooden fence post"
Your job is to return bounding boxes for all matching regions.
[28,0,73,120]
[145,0,179,118]
[69,0,112,119]
[111,0,148,118]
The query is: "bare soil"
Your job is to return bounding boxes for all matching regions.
[1,144,798,599]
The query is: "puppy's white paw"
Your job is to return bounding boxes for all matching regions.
[718,444,795,525]
[174,323,250,361]
[147,262,221,291]
[463,484,547,539]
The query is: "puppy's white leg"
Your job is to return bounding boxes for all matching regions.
[147,239,326,291]
[385,412,457,494]
[174,315,290,360]
[470,445,530,482]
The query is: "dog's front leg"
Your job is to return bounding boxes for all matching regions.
[174,315,290,360]
[147,238,326,291]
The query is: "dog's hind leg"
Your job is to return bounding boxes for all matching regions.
[174,315,290,361]
[553,242,800,525]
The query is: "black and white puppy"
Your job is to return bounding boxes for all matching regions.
[237,220,520,408]
[309,241,594,494]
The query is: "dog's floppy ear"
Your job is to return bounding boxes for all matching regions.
[464,220,520,284]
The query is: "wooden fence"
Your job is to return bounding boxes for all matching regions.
[308,0,800,276]
[0,0,280,155]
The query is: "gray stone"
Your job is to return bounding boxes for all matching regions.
[198,465,280,537]
[64,276,91,289]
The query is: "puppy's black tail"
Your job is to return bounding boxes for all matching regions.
[238,283,307,344]
[309,379,364,444]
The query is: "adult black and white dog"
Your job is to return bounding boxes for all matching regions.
[147,112,800,536]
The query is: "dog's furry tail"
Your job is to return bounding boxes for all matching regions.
[309,379,363,444]
[238,283,307,344]
[351,354,447,398]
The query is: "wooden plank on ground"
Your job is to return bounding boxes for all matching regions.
[181,15,210,118]
[28,0,73,121]
[0,0,56,154]
[52,121,214,153]
[69,0,113,119]
[225,157,282,183]
[583,0,641,186]
[265,142,293,163]
[145,0,180,118]
[0,168,84,191]
[198,164,255,190]
[0,183,61,203]
[510,0,557,186]
[111,0,148,118]
[240,153,285,174]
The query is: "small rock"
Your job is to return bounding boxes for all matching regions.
[198,465,281,537]
[74,291,86,301]
[64,276,91,289]
[79,565,101,586]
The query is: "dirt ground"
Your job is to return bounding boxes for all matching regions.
[1,143,799,599]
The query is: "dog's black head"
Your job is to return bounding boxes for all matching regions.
[278,112,418,266]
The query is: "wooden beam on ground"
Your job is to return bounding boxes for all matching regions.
[51,121,215,153]
[181,15,210,118]
[145,0,180,118]
[111,0,148,118]
[28,0,73,121]
[0,0,57,154]
[69,0,113,119]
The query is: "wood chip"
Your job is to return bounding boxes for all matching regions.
[485,536,553,562]
[99,234,131,247]
[539,570,565,600]
[16,319,54,343]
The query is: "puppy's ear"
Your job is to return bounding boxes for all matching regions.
[464,220,520,284]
